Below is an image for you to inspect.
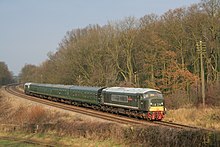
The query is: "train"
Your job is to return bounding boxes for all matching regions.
[24,83,165,120]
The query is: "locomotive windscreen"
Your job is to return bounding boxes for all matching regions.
[150,99,164,106]
[143,91,163,99]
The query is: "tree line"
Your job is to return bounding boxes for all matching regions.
[20,0,220,106]
[0,62,13,86]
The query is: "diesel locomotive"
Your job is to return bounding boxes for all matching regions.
[24,83,165,120]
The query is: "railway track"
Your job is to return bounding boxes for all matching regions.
[4,83,208,131]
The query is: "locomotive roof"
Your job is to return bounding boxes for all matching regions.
[102,87,161,94]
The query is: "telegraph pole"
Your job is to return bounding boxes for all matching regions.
[196,41,206,107]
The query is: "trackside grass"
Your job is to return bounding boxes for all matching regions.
[164,106,220,131]
[0,88,220,146]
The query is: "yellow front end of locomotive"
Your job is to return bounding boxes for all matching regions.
[149,106,164,112]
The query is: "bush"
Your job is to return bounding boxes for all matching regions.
[206,83,220,106]
[124,126,219,146]
[165,90,192,109]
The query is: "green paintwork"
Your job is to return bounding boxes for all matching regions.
[26,83,101,105]
[25,83,165,112]
[68,86,101,104]
[102,91,140,109]
[102,87,164,111]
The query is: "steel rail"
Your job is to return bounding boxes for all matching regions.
[5,84,153,126]
[4,83,210,131]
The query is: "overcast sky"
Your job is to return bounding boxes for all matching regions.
[0,0,201,75]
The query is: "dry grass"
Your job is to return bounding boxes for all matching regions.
[0,88,219,146]
[164,106,220,130]
[0,88,126,146]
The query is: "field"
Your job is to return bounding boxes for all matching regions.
[0,88,219,146]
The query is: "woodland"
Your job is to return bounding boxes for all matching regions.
[19,0,220,107]
[0,62,13,86]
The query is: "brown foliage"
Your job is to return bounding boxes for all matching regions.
[165,90,192,109]
[52,121,123,141]
[19,0,220,107]
[206,83,220,106]
[27,106,47,124]
[0,96,13,122]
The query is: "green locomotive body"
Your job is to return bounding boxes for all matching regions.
[102,87,165,120]
[101,87,140,109]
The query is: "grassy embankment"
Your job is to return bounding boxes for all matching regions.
[0,88,219,146]
[164,106,220,130]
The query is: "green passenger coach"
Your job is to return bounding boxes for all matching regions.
[69,86,103,105]
[25,83,102,105]
[26,83,72,99]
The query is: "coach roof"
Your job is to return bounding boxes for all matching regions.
[29,83,73,89]
[69,85,102,91]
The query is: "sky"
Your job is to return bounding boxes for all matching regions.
[0,0,201,76]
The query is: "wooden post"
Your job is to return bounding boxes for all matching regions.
[196,41,206,107]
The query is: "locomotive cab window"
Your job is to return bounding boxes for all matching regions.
[150,99,164,106]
